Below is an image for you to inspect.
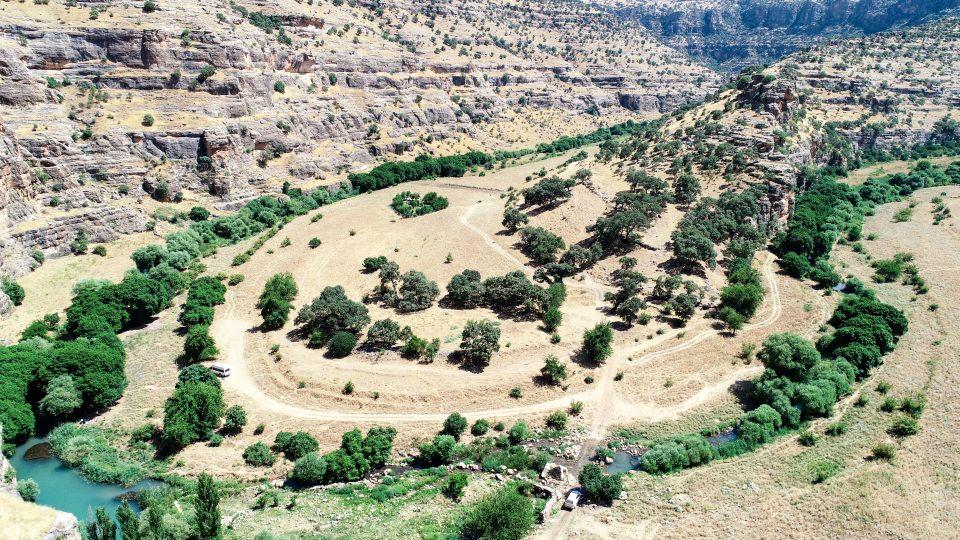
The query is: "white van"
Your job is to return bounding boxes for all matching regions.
[562,488,583,510]
[210,363,232,377]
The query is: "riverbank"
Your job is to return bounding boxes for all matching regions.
[8,437,161,528]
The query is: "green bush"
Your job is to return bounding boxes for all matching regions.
[442,413,468,440]
[546,411,567,430]
[290,453,327,486]
[2,278,25,306]
[471,419,489,436]
[17,479,39,502]
[871,443,896,461]
[582,322,613,363]
[328,331,357,358]
[243,442,275,466]
[442,472,469,500]
[459,485,535,540]
[810,459,841,484]
[578,463,622,505]
[888,416,920,438]
[417,435,457,466]
[223,405,247,433]
[274,431,318,461]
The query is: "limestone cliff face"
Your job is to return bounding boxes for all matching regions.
[0,0,719,276]
[604,0,960,70]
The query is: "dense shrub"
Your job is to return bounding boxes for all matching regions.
[2,278,26,306]
[442,413,468,440]
[258,273,298,330]
[417,434,457,466]
[290,453,327,486]
[578,463,622,505]
[328,331,357,358]
[582,322,613,363]
[243,442,276,466]
[274,431,319,461]
[223,405,247,433]
[459,484,535,540]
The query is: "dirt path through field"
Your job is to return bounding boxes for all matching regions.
[217,254,779,432]
[544,253,782,539]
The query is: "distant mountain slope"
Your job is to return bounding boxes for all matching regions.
[597,0,960,70]
[599,15,960,234]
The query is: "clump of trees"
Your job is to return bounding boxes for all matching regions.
[390,191,449,218]
[373,261,439,312]
[445,269,556,320]
[717,259,764,333]
[671,188,763,271]
[179,277,226,363]
[519,227,565,264]
[295,285,370,351]
[587,171,671,255]
[578,463,622,505]
[523,176,576,208]
[288,427,396,486]
[258,273,298,330]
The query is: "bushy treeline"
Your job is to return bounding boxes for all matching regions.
[348,152,492,193]
[496,119,656,162]
[775,158,960,284]
[641,284,905,475]
[180,277,227,363]
[716,258,764,332]
[534,120,648,155]
[639,172,909,476]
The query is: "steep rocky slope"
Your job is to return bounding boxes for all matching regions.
[0,0,718,279]
[600,16,960,233]
[598,0,960,70]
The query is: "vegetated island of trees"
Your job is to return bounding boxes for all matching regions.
[390,191,449,218]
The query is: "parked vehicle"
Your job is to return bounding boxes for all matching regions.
[563,488,583,510]
[210,363,232,377]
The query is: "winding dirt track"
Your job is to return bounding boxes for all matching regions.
[214,204,783,428]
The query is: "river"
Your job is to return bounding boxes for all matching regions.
[10,438,162,525]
